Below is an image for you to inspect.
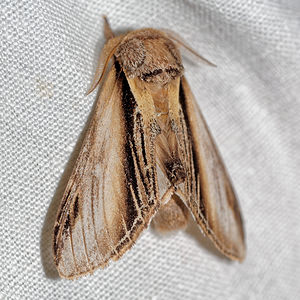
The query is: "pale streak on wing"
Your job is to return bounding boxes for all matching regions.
[177,76,246,261]
[53,65,159,279]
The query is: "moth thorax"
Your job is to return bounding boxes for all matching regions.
[115,35,184,85]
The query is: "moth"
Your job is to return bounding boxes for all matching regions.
[53,17,246,279]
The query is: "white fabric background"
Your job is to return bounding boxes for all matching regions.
[1,0,299,299]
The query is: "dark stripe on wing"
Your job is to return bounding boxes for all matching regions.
[121,69,142,227]
[120,64,158,225]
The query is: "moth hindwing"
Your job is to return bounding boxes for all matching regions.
[53,17,246,279]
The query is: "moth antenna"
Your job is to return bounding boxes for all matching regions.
[86,43,119,95]
[163,29,217,67]
[103,15,115,40]
[86,17,120,95]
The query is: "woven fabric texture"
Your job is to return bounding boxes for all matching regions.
[1,0,300,299]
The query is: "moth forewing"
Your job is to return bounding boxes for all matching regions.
[53,19,245,279]
[178,77,246,261]
[53,65,160,279]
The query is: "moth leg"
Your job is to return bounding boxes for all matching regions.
[153,194,189,232]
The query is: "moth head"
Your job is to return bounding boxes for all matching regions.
[115,29,184,85]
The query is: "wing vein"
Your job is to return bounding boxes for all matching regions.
[80,209,91,269]
[69,225,79,273]
[91,176,102,257]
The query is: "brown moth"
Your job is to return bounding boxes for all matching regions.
[53,17,246,279]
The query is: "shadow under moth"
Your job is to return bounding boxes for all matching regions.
[53,17,246,279]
